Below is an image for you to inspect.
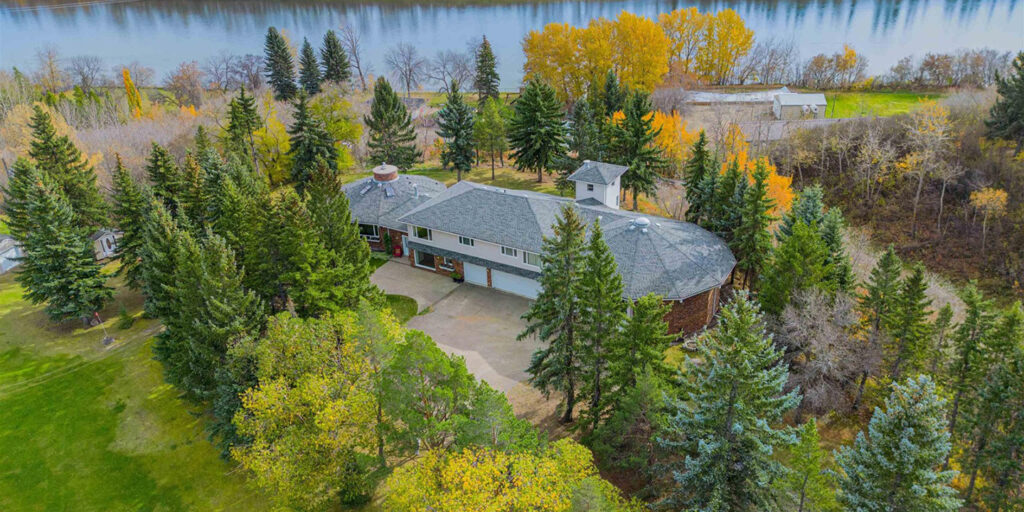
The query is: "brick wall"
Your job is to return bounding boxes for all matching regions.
[663,286,724,337]
[366,227,408,254]
[406,246,464,279]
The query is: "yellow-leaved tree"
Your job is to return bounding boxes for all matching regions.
[252,93,292,185]
[610,11,670,92]
[651,110,697,176]
[522,22,588,102]
[381,439,642,512]
[659,7,710,78]
[695,9,754,85]
[970,187,1008,252]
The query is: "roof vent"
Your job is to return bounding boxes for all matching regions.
[633,217,651,229]
[372,163,399,182]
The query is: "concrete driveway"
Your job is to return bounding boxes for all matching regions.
[371,260,459,311]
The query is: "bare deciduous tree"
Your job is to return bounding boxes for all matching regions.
[163,61,205,107]
[386,42,427,98]
[65,56,106,91]
[735,38,798,85]
[852,123,896,207]
[426,50,474,94]
[203,51,240,91]
[235,54,265,91]
[34,46,67,92]
[339,25,370,90]
[114,61,155,88]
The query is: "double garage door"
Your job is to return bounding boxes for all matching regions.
[462,263,541,299]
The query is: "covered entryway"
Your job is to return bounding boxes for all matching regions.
[491,269,541,299]
[464,262,487,286]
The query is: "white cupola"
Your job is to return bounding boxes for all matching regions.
[566,160,628,210]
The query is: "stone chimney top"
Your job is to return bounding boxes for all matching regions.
[372,163,399,182]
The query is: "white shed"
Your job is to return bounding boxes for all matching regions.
[0,236,22,273]
[773,93,828,120]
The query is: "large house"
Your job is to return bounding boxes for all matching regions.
[344,162,736,335]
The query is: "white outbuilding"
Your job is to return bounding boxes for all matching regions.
[773,93,828,119]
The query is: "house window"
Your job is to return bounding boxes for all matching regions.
[501,246,518,257]
[414,226,432,240]
[522,251,540,267]
[414,250,436,269]
[359,224,380,241]
[459,236,475,247]
[439,257,455,271]
[586,184,594,192]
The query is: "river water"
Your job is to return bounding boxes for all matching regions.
[1,0,1022,88]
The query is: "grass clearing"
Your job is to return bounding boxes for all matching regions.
[385,294,419,324]
[824,91,945,118]
[0,272,268,511]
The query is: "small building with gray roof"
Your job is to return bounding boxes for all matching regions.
[342,164,446,253]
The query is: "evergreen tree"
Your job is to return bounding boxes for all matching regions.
[820,208,855,293]
[576,219,627,432]
[760,220,832,315]
[14,168,112,322]
[180,153,208,228]
[709,158,742,236]
[145,142,184,214]
[928,304,955,374]
[606,293,672,393]
[683,131,714,224]
[945,283,994,445]
[298,38,322,96]
[835,376,960,512]
[364,77,420,170]
[884,263,932,382]
[659,292,798,510]
[601,69,626,117]
[473,96,510,179]
[985,51,1024,150]
[2,158,41,240]
[778,184,825,241]
[155,230,264,400]
[568,99,604,162]
[287,94,337,193]
[224,86,262,169]
[692,165,719,230]
[139,201,184,319]
[26,105,106,225]
[110,155,150,290]
[607,90,665,210]
[473,36,500,102]
[508,79,567,183]
[853,245,903,409]
[436,81,475,181]
[263,26,297,101]
[590,370,664,476]
[517,204,586,423]
[730,161,775,289]
[319,29,351,86]
[781,419,839,512]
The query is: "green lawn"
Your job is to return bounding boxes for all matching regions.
[824,91,945,118]
[0,272,268,511]
[385,294,419,324]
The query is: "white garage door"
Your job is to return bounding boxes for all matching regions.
[464,262,488,286]
[491,270,541,299]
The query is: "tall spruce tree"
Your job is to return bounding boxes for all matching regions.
[885,263,932,382]
[180,153,208,228]
[730,161,775,289]
[607,90,665,210]
[436,81,475,181]
[2,158,40,240]
[298,38,322,96]
[945,284,994,455]
[853,245,903,409]
[605,293,672,393]
[985,51,1024,150]
[928,304,955,374]
[110,155,150,290]
[145,142,184,214]
[473,36,500,102]
[473,96,510,179]
[781,419,839,512]
[835,376,960,512]
[225,86,262,170]
[364,77,420,169]
[759,220,833,315]
[139,201,184,319]
[693,165,719,230]
[517,204,586,423]
[576,219,627,432]
[820,207,855,292]
[683,131,714,224]
[320,30,351,86]
[263,26,297,101]
[659,292,798,510]
[14,167,112,322]
[709,158,742,236]
[601,69,626,117]
[508,80,567,183]
[26,105,106,225]
[287,94,337,193]
[778,184,825,241]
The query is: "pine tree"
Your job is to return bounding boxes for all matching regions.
[436,81,475,181]
[287,94,337,194]
[782,419,839,512]
[320,29,351,86]
[180,153,208,228]
[508,80,567,183]
[110,155,150,289]
[298,38,322,96]
[601,69,626,117]
[263,26,297,101]
[760,220,832,315]
[145,142,184,214]
[139,201,184,319]
[364,77,420,170]
[928,304,955,374]
[683,131,713,224]
[985,51,1024,150]
[517,204,586,423]
[730,161,775,289]
[692,165,719,230]
[473,96,510,179]
[820,208,855,293]
[606,293,672,394]
[709,158,741,236]
[835,375,960,512]
[473,36,500,102]
[778,184,825,241]
[659,292,798,510]
[1,158,40,239]
[576,219,627,432]
[885,263,932,382]
[607,90,665,210]
[26,105,106,226]
[945,283,994,446]
[224,86,262,170]
[14,167,112,322]
[853,245,903,409]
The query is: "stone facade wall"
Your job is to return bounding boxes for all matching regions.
[664,286,723,337]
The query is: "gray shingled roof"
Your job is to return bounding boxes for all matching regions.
[567,161,628,185]
[342,174,446,231]
[775,93,827,106]
[398,181,735,300]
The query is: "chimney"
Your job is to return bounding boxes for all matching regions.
[372,163,399,182]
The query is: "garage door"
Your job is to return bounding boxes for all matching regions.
[464,262,487,286]
[491,269,541,299]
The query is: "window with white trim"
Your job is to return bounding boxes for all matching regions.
[414,226,432,240]
[586,183,594,192]
[359,224,380,241]
[458,236,475,247]
[501,246,518,257]
[439,257,456,271]
[522,251,540,267]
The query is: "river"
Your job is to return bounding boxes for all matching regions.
[1,0,1021,89]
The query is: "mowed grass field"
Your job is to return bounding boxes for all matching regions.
[825,91,945,118]
[0,271,268,511]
